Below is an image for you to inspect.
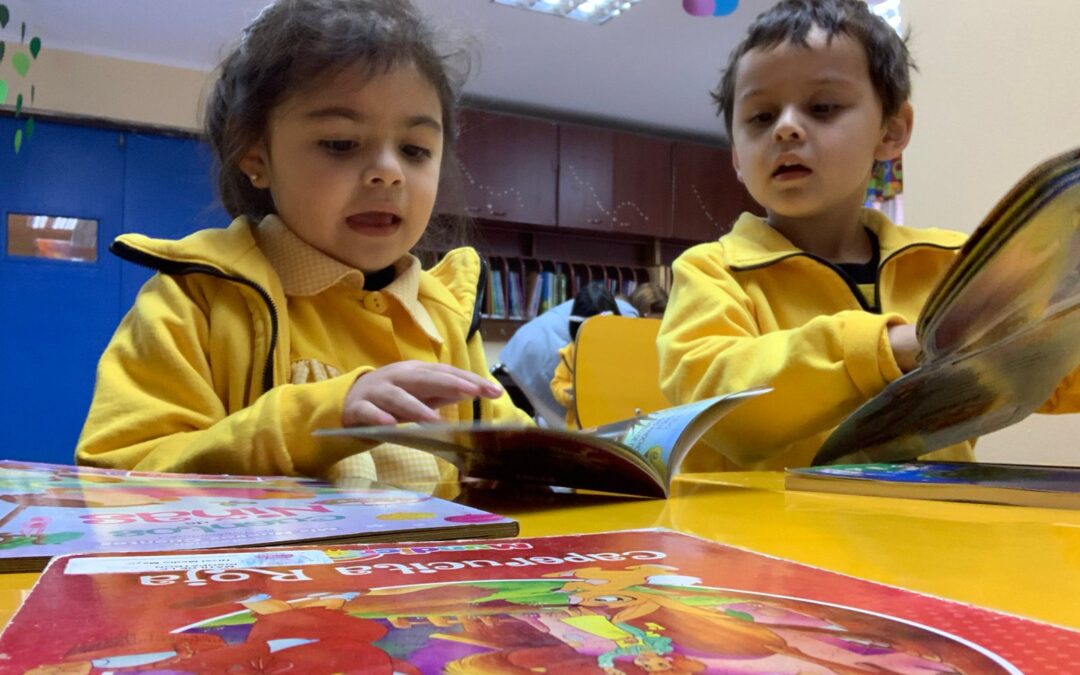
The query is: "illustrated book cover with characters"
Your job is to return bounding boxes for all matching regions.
[317,389,767,498]
[786,461,1080,509]
[0,460,517,572]
[817,146,1080,465]
[1,528,1077,673]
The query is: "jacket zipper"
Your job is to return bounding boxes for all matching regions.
[110,240,280,395]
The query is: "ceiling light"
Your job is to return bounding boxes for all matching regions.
[493,0,644,25]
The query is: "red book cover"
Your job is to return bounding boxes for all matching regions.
[1,528,1075,673]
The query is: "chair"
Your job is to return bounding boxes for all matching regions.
[573,315,670,428]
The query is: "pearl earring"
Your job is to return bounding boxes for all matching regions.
[249,174,260,184]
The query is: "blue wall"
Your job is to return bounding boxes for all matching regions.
[0,118,226,464]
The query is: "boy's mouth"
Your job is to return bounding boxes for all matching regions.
[772,163,812,180]
[347,211,402,235]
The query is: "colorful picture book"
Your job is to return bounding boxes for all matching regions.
[817,146,1080,465]
[318,389,766,498]
[786,461,1080,509]
[0,460,517,572]
[2,528,1076,672]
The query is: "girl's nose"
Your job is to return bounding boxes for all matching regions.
[363,148,404,187]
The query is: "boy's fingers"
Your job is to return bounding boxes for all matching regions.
[417,364,503,398]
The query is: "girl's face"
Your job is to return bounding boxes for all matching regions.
[243,61,443,272]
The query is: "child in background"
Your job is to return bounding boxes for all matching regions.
[629,282,669,319]
[76,0,530,485]
[657,0,1079,471]
[550,282,621,428]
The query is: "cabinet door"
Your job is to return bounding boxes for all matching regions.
[671,142,760,242]
[449,110,558,226]
[559,125,672,237]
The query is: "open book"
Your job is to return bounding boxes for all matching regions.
[318,388,766,498]
[0,460,517,572]
[3,529,1077,672]
[786,462,1080,510]
[815,147,1080,465]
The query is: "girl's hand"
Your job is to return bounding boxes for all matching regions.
[887,323,921,373]
[342,361,503,426]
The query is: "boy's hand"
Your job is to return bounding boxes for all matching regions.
[342,361,503,427]
[887,324,920,373]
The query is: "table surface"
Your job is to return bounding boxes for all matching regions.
[1,472,1078,630]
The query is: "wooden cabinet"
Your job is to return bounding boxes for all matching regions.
[671,141,760,242]
[448,109,558,226]
[558,125,672,237]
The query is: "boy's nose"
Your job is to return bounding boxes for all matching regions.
[363,149,404,187]
[773,109,804,142]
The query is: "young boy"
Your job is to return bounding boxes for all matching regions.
[657,0,1079,471]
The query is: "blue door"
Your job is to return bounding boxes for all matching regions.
[0,119,125,463]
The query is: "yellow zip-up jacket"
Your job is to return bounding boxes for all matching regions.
[76,217,530,478]
[659,209,1054,471]
[550,342,577,428]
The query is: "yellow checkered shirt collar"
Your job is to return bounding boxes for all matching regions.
[252,214,443,344]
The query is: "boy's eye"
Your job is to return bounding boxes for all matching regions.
[747,112,774,126]
[810,103,840,116]
[402,144,433,160]
[318,139,358,154]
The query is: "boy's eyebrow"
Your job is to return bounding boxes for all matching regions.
[304,107,442,132]
[737,76,856,102]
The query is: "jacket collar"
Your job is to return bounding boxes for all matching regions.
[724,209,966,270]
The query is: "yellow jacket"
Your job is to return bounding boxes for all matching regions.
[659,210,974,471]
[550,342,577,428]
[77,217,530,478]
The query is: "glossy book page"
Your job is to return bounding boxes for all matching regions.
[0,460,516,571]
[1,529,1076,672]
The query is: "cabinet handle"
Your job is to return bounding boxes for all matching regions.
[490,209,507,217]
[586,218,603,225]
[616,221,631,229]
[466,206,480,213]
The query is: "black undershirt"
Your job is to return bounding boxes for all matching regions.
[835,228,880,285]
[362,265,396,291]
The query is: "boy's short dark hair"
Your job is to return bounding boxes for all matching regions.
[712,0,915,137]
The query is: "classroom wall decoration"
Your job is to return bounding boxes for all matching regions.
[0,2,42,154]
[682,0,740,18]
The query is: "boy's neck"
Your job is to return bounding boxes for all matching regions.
[766,195,873,264]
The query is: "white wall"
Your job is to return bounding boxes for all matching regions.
[904,0,1080,465]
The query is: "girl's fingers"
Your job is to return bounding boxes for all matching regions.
[342,399,397,427]
[415,364,504,398]
[370,387,441,424]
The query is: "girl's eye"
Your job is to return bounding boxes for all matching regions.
[319,139,358,154]
[402,144,433,160]
[810,103,840,116]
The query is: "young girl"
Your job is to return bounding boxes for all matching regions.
[76,0,530,485]
[550,282,621,428]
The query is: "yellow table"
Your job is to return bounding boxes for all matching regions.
[1,472,1078,631]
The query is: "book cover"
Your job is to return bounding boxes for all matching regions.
[786,461,1080,509]
[817,147,1080,465]
[1,528,1076,673]
[317,389,767,498]
[0,461,517,572]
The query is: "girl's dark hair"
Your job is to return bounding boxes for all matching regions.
[204,0,472,248]
[569,282,621,340]
[712,0,915,137]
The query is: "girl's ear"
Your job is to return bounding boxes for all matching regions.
[238,140,271,189]
[875,102,914,162]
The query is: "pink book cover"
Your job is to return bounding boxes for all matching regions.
[0,528,1076,673]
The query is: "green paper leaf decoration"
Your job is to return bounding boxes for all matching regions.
[0,79,6,105]
[25,117,34,139]
[0,5,8,30]
[11,51,28,77]
[14,92,21,116]
[29,36,40,58]
[0,41,5,63]
[13,128,21,154]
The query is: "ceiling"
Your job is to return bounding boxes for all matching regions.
[8,0,779,141]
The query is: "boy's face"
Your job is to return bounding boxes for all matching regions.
[730,28,908,225]
[243,61,443,272]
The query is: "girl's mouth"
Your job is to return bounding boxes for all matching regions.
[346,212,402,235]
[772,163,812,180]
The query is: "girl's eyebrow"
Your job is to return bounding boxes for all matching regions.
[304,107,442,132]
